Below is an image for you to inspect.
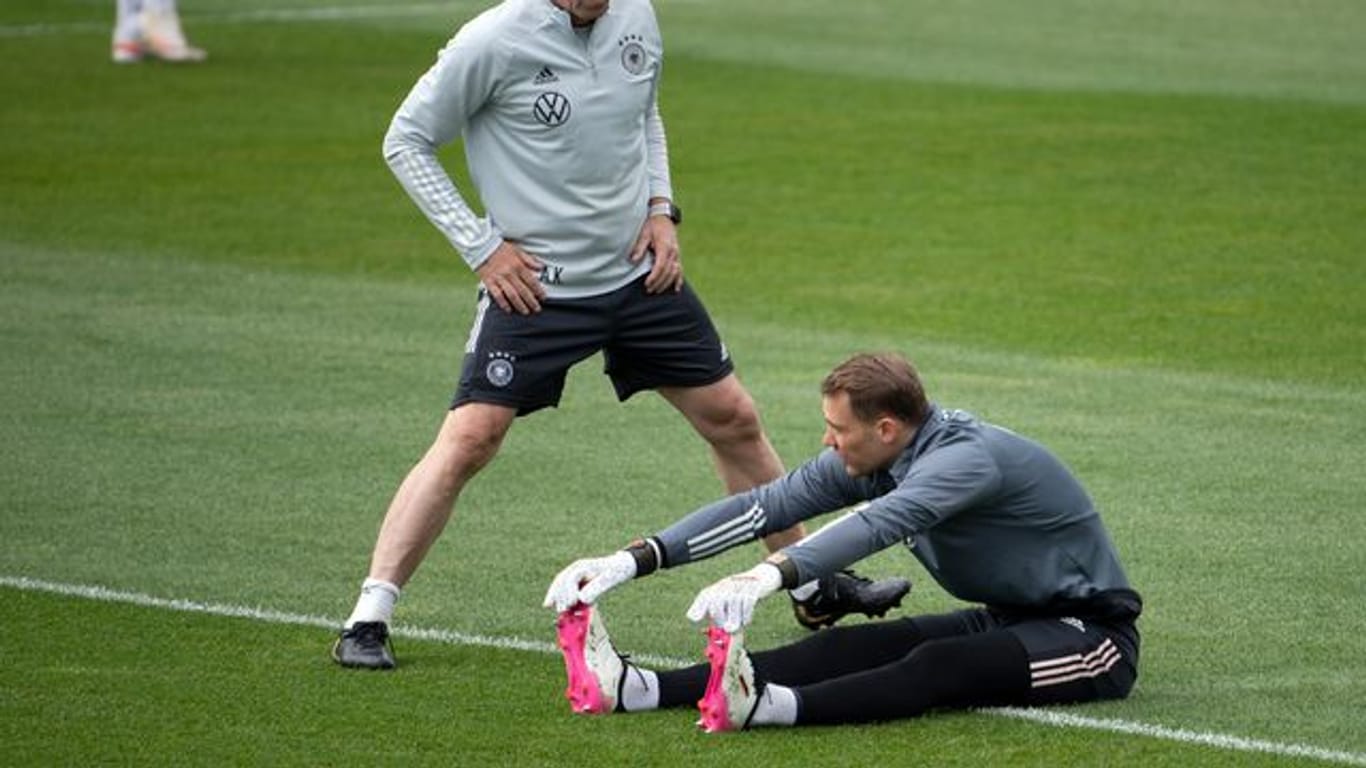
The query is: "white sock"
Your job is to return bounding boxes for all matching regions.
[619,666,659,712]
[344,578,400,628]
[143,0,178,13]
[114,0,143,41]
[750,683,798,727]
[789,580,820,601]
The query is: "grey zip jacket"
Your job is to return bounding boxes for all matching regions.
[653,405,1138,615]
[383,0,672,298]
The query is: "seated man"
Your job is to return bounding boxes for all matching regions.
[545,352,1142,731]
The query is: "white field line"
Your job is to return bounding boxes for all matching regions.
[984,709,1366,767]
[6,574,1366,766]
[0,3,471,38]
[0,575,684,669]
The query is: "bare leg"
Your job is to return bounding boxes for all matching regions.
[659,374,807,551]
[367,402,517,587]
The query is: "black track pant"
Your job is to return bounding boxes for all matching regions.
[656,608,1139,725]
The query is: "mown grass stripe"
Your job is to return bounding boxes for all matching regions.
[7,574,1364,766]
[986,708,1366,767]
[0,575,685,669]
[0,2,471,37]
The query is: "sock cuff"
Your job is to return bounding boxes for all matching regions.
[361,578,401,599]
[753,683,798,727]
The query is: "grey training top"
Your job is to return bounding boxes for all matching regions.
[383,0,672,298]
[654,405,1134,611]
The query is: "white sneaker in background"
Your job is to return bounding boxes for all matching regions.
[140,7,207,63]
[111,37,146,63]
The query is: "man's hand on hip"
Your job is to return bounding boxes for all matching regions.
[630,216,682,294]
[477,241,546,315]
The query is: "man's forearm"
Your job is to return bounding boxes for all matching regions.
[383,140,500,270]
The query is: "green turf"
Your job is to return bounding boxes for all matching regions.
[0,589,1327,767]
[2,0,1364,764]
[4,238,1364,757]
[2,3,1363,387]
[663,0,1366,104]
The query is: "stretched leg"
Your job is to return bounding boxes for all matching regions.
[657,610,995,707]
[334,403,516,669]
[366,403,516,587]
[795,614,1138,725]
[658,375,805,550]
[795,630,1030,724]
[336,401,516,664]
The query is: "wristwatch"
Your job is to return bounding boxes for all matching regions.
[649,201,683,225]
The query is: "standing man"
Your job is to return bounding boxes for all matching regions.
[333,0,907,670]
[546,352,1142,730]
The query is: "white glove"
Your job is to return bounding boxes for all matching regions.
[543,551,637,613]
[686,562,783,633]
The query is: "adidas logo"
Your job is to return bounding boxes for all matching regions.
[533,66,558,84]
[1060,616,1086,633]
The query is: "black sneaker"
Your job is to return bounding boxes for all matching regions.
[791,571,911,630]
[332,621,397,670]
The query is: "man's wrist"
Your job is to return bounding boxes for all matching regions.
[746,561,784,594]
[764,552,801,590]
[647,199,682,225]
[625,537,665,576]
[463,229,503,272]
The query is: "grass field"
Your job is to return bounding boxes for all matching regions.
[2,0,1364,765]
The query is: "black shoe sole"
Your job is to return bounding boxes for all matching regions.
[793,584,911,630]
[331,640,397,670]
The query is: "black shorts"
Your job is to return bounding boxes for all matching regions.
[1003,612,1138,706]
[915,607,1140,707]
[453,276,734,416]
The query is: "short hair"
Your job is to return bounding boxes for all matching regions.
[821,352,929,426]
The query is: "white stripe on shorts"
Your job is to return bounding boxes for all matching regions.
[1030,638,1121,688]
[465,291,490,354]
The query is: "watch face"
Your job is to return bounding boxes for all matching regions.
[669,204,683,225]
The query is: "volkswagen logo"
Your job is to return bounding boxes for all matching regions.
[533,92,571,127]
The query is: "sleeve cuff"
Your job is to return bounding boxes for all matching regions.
[460,224,503,271]
[765,552,801,590]
[625,537,665,576]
